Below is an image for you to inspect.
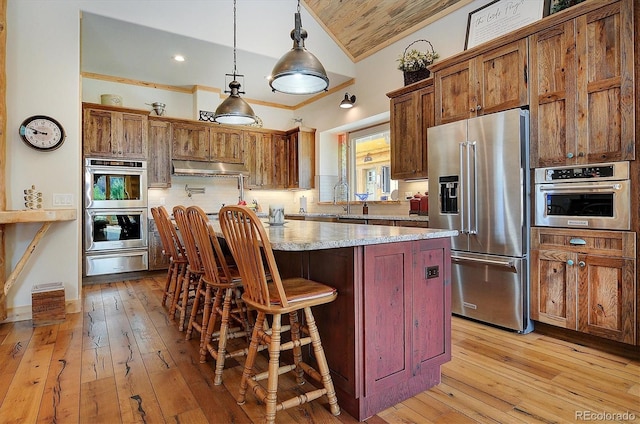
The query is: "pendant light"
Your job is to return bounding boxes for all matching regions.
[213,0,257,125]
[269,0,329,94]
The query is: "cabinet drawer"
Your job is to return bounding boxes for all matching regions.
[531,227,635,258]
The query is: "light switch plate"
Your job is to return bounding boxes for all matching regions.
[53,193,74,206]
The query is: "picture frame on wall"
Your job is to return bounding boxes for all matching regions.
[464,0,549,50]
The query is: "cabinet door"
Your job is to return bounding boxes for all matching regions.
[434,60,474,124]
[148,120,172,188]
[148,219,169,270]
[272,133,288,188]
[363,242,413,395]
[530,248,577,329]
[244,131,273,188]
[412,240,450,369]
[577,254,635,344]
[287,129,315,189]
[211,127,244,163]
[120,113,148,159]
[476,39,529,116]
[575,1,635,164]
[83,108,117,157]
[390,91,425,179]
[529,21,577,168]
[172,122,210,161]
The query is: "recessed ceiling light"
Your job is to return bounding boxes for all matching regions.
[173,55,185,62]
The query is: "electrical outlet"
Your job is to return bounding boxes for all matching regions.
[53,193,73,206]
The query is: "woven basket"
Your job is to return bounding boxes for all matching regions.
[400,39,435,86]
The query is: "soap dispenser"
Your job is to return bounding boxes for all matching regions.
[362,202,369,215]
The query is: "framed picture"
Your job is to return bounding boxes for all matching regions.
[464,0,549,50]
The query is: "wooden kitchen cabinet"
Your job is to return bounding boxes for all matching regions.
[148,118,172,188]
[83,104,148,159]
[272,132,288,188]
[433,39,528,125]
[530,0,635,167]
[171,120,210,161]
[286,127,315,189]
[244,130,274,188]
[530,227,636,344]
[387,78,434,180]
[148,218,169,271]
[211,127,244,164]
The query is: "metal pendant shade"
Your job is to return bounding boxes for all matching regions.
[213,0,256,125]
[214,80,256,125]
[269,3,329,95]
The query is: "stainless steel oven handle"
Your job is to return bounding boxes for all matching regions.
[451,254,515,268]
[538,183,622,191]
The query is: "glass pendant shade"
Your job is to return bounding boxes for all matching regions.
[214,80,256,125]
[269,11,329,94]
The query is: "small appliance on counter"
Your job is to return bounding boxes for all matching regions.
[419,194,429,215]
[409,192,425,215]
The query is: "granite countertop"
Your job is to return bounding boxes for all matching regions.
[286,212,429,222]
[209,219,456,251]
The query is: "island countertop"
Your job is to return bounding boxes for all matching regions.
[209,219,456,251]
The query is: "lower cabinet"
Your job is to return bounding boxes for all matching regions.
[148,219,169,271]
[530,227,636,344]
[362,240,450,398]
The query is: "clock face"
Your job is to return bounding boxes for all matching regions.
[19,115,66,151]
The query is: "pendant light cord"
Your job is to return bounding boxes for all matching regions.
[233,0,237,77]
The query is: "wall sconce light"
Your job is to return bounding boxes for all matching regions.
[363,153,372,162]
[340,93,356,109]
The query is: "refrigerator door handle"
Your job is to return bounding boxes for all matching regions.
[459,141,467,234]
[468,141,478,234]
[451,254,516,269]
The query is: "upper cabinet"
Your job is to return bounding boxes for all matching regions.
[286,127,315,189]
[530,1,635,167]
[83,104,148,159]
[171,120,210,161]
[433,39,528,125]
[244,130,275,189]
[211,127,244,164]
[148,118,172,188]
[387,78,434,180]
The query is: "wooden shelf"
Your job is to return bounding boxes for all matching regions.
[0,209,77,224]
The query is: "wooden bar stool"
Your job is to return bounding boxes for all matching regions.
[219,205,340,423]
[150,206,187,318]
[173,205,204,333]
[186,206,252,385]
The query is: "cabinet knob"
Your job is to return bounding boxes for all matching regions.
[578,152,585,157]
[567,152,574,158]
[476,105,482,111]
[567,259,574,266]
[470,108,475,113]
[578,261,586,267]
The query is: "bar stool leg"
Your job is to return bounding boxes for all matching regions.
[238,312,265,405]
[304,307,340,416]
[289,311,305,385]
[200,287,224,362]
[211,287,234,385]
[265,313,282,424]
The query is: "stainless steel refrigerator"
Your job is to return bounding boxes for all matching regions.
[427,108,533,333]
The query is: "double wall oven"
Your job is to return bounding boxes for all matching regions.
[534,162,630,231]
[84,158,148,276]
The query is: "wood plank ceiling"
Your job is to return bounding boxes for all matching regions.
[303,0,475,62]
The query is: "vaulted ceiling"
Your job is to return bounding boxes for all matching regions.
[304,0,473,62]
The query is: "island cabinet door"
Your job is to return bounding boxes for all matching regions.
[362,242,414,395]
[412,239,451,370]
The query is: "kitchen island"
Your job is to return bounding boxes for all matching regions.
[210,219,456,420]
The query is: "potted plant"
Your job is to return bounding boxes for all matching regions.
[397,40,439,86]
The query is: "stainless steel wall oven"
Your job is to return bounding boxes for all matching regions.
[534,162,630,230]
[84,158,148,276]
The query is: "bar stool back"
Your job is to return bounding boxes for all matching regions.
[219,205,340,423]
[186,206,252,384]
[173,205,204,332]
[150,206,187,319]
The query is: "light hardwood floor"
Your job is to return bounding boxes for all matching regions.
[0,273,638,423]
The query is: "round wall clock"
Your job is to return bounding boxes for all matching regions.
[19,115,66,151]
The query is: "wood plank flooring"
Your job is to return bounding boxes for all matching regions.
[0,273,638,423]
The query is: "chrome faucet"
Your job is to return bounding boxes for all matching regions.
[333,179,351,214]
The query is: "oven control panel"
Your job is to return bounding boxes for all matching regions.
[535,162,628,183]
[546,165,613,180]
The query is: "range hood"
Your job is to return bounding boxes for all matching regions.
[172,160,249,177]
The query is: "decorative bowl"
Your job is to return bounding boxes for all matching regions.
[354,193,370,201]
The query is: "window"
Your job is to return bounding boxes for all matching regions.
[340,123,397,201]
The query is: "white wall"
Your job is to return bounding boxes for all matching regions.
[4,0,486,321]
